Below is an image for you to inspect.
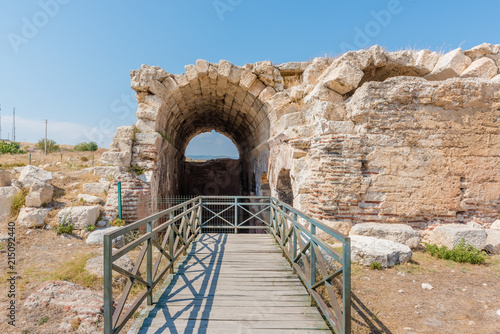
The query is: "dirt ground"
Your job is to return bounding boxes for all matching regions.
[350,251,500,334]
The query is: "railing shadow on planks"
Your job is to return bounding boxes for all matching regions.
[103,196,351,334]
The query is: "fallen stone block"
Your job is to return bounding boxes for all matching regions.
[351,235,412,267]
[25,182,53,207]
[16,207,51,228]
[426,224,487,250]
[485,229,500,254]
[350,223,421,249]
[19,165,53,187]
[57,206,100,230]
[77,194,104,205]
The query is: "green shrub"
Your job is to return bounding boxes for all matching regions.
[0,141,25,154]
[56,222,73,235]
[370,262,382,270]
[36,139,60,153]
[74,141,98,152]
[84,225,95,232]
[10,189,28,217]
[112,218,125,227]
[425,238,486,264]
[130,165,144,176]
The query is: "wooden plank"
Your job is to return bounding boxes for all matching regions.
[131,234,332,334]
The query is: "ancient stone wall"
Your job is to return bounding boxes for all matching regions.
[100,43,500,228]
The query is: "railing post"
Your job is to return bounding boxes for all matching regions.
[168,211,174,274]
[103,234,113,334]
[292,212,297,261]
[234,197,238,234]
[310,224,316,306]
[343,237,351,334]
[182,205,188,255]
[117,181,122,220]
[146,221,153,305]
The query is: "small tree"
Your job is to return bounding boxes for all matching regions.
[74,141,98,151]
[36,139,60,153]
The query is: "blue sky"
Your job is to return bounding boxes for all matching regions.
[0,0,498,156]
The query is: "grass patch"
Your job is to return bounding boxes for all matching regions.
[370,262,382,270]
[425,238,487,264]
[37,317,49,325]
[10,188,28,217]
[112,218,125,227]
[50,254,101,289]
[0,162,26,168]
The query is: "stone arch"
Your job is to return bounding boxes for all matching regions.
[115,60,276,199]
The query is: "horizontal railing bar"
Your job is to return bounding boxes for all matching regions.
[270,200,347,242]
[106,197,201,239]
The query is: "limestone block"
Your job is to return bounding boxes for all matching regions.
[19,165,53,187]
[135,132,161,146]
[427,224,487,249]
[130,64,169,92]
[350,223,421,248]
[77,194,104,205]
[460,57,498,79]
[17,207,51,228]
[277,62,308,76]
[302,57,330,85]
[196,59,210,75]
[464,43,498,60]
[415,50,440,75]
[99,151,131,167]
[485,230,500,254]
[491,220,500,229]
[83,183,110,196]
[110,138,133,153]
[492,74,500,82]
[0,186,18,221]
[218,60,232,77]
[57,206,100,230]
[0,169,14,187]
[86,226,122,247]
[93,167,125,179]
[136,103,159,122]
[240,70,257,90]
[135,119,155,133]
[320,61,364,94]
[425,48,471,80]
[248,79,266,97]
[351,235,412,267]
[25,182,53,207]
[114,126,135,139]
[304,84,344,104]
[307,101,345,122]
[258,86,276,101]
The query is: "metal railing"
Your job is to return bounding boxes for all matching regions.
[270,198,351,334]
[103,196,351,334]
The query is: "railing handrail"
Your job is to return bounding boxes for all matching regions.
[103,195,351,334]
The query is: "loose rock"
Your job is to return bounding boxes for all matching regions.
[351,235,412,267]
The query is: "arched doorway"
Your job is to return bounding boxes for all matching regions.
[181,131,241,196]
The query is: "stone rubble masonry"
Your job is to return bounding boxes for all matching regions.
[98,42,500,231]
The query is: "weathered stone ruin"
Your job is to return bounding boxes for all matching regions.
[100,43,500,233]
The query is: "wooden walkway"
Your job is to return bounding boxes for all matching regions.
[130,233,331,333]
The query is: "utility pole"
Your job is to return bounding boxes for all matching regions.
[12,107,15,142]
[44,120,48,155]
